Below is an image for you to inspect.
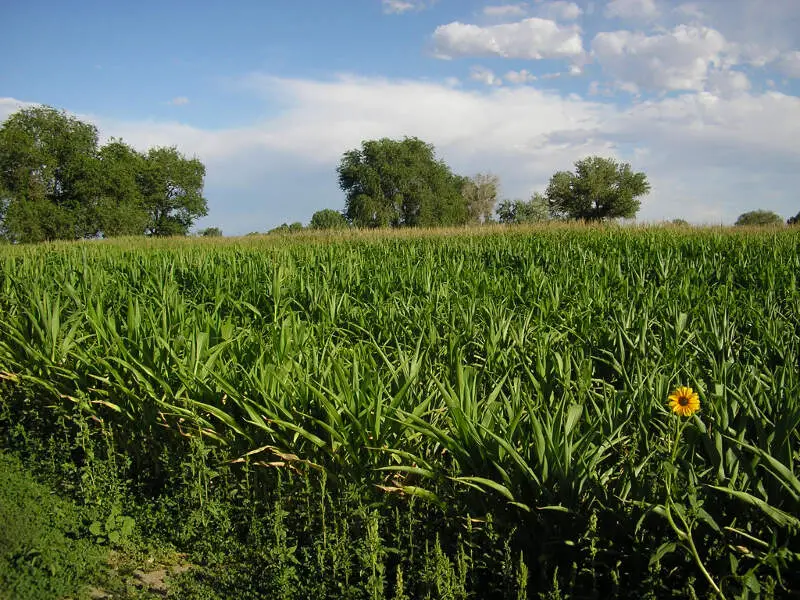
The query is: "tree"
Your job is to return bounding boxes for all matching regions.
[310,208,348,230]
[338,137,469,228]
[139,147,208,236]
[0,106,101,242]
[787,211,799,226]
[462,173,499,224]
[198,227,222,237]
[95,140,149,237]
[0,106,210,242]
[545,156,650,221]
[497,193,550,225]
[734,210,783,227]
[268,222,304,235]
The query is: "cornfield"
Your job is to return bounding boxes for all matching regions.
[1,225,798,598]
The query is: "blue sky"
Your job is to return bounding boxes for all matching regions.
[2,0,799,233]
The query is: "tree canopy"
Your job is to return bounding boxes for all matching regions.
[139,147,207,237]
[338,137,469,228]
[198,227,223,237]
[497,193,550,225]
[545,156,650,221]
[310,208,348,230]
[734,210,784,227]
[0,106,208,242]
[786,211,799,226]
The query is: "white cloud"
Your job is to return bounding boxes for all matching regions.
[432,17,584,60]
[504,69,538,84]
[0,97,35,122]
[731,43,780,68]
[169,96,190,106]
[776,51,800,78]
[705,69,750,97]
[604,0,660,22]
[674,3,705,20]
[382,0,429,14]
[536,1,583,21]
[665,0,798,70]
[483,4,528,19]
[236,74,606,166]
[470,66,503,86]
[611,91,800,156]
[592,25,729,92]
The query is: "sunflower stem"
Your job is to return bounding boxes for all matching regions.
[685,526,725,598]
[665,412,724,597]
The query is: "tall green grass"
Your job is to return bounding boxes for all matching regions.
[1,226,798,598]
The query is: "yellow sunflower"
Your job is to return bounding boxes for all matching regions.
[668,386,700,417]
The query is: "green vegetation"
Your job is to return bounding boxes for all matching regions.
[734,210,784,227]
[309,208,349,230]
[0,106,208,242]
[198,227,224,237]
[338,137,473,227]
[545,156,650,221]
[0,452,106,599]
[1,226,799,598]
[0,105,656,239]
[335,140,649,229]
[497,193,551,225]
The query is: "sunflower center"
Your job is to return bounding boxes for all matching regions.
[678,396,689,406]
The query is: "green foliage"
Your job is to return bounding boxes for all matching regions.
[95,139,150,237]
[0,452,106,600]
[338,137,469,227]
[89,510,135,546]
[140,147,208,236]
[269,222,304,234]
[496,193,550,224]
[735,210,784,227]
[788,211,800,226]
[198,227,223,237]
[0,106,208,242]
[545,156,650,221]
[0,105,100,242]
[309,208,348,230]
[1,227,799,598]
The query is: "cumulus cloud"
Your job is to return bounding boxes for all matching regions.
[236,74,607,166]
[664,0,799,66]
[592,25,730,92]
[470,66,503,86]
[137,75,800,217]
[432,17,584,60]
[504,69,538,84]
[776,51,800,78]
[604,0,660,22]
[705,69,751,96]
[536,1,583,21]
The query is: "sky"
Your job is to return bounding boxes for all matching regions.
[1,0,799,233]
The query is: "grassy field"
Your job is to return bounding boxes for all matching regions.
[0,225,798,599]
